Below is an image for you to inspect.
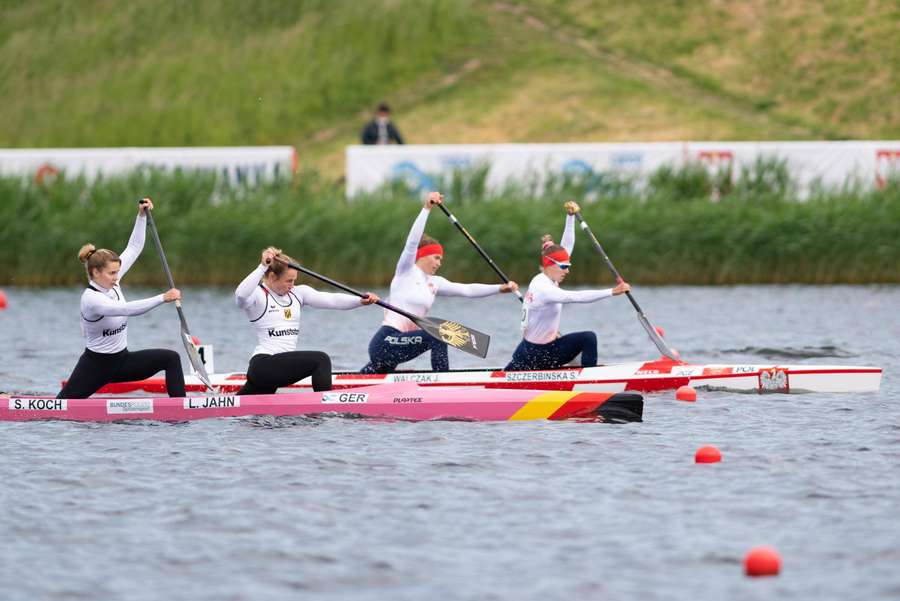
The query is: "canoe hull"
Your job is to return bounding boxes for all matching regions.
[1,384,643,423]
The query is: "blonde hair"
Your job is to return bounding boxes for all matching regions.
[540,234,564,256]
[263,248,298,279]
[78,244,120,278]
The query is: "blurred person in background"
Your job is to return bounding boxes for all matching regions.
[361,102,405,145]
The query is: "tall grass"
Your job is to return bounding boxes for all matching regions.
[1,163,897,286]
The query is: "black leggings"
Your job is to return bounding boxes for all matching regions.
[237,351,333,395]
[58,348,186,399]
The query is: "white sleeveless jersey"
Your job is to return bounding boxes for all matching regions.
[235,264,363,357]
[383,208,501,332]
[79,214,165,353]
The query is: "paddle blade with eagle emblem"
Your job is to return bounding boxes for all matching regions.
[417,315,490,358]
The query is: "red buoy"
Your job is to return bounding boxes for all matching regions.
[744,546,781,576]
[676,385,697,401]
[695,445,721,463]
[0,289,7,310]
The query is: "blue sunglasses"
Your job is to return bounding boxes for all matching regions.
[548,256,571,270]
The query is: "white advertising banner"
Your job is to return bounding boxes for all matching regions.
[0,146,297,185]
[346,141,900,198]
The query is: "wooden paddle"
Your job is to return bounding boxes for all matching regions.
[275,257,490,358]
[142,201,216,391]
[436,203,523,303]
[572,210,681,362]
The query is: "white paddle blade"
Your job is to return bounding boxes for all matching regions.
[182,332,217,392]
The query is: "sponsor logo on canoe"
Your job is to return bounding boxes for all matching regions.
[390,373,439,383]
[322,392,368,404]
[759,368,789,393]
[106,399,154,414]
[733,365,757,374]
[392,396,423,403]
[672,367,701,377]
[701,367,734,376]
[634,370,660,375]
[183,396,239,409]
[9,398,68,411]
[505,371,577,382]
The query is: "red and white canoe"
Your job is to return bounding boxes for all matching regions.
[1,384,642,423]
[93,358,881,395]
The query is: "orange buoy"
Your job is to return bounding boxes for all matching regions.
[744,546,781,577]
[695,445,721,463]
[676,385,697,401]
[0,289,7,310]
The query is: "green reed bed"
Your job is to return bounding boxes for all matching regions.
[0,166,898,287]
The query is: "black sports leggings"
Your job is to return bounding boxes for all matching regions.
[237,351,333,395]
[57,348,186,399]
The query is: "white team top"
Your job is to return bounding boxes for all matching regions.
[235,264,363,357]
[382,208,502,332]
[80,214,165,353]
[521,215,614,344]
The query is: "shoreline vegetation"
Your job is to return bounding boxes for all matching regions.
[1,164,897,287]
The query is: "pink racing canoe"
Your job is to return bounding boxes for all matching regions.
[1,383,643,423]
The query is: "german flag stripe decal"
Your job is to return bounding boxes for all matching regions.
[508,391,579,420]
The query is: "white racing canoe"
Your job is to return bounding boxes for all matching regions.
[93,358,882,395]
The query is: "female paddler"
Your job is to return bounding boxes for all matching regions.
[235,247,379,394]
[361,192,518,373]
[57,199,185,399]
[504,201,630,371]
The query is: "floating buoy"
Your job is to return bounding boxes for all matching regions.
[695,445,721,463]
[676,385,697,401]
[0,289,7,310]
[744,546,781,577]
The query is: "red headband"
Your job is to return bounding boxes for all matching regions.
[416,243,444,260]
[542,249,570,267]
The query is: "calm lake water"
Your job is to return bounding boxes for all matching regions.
[1,284,897,600]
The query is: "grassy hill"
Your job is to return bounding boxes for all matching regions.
[2,0,897,178]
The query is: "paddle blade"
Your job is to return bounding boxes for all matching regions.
[417,316,491,359]
[181,332,217,392]
[633,311,680,361]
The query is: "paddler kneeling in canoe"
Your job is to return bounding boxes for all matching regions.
[235,247,379,393]
[505,201,630,371]
[57,198,186,399]
[360,191,518,373]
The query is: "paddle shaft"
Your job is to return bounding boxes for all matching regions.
[436,203,523,302]
[277,259,424,326]
[143,204,215,390]
[276,257,491,358]
[144,208,190,330]
[572,212,641,312]
[573,211,680,361]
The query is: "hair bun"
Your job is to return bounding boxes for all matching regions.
[78,244,97,263]
[540,234,554,251]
